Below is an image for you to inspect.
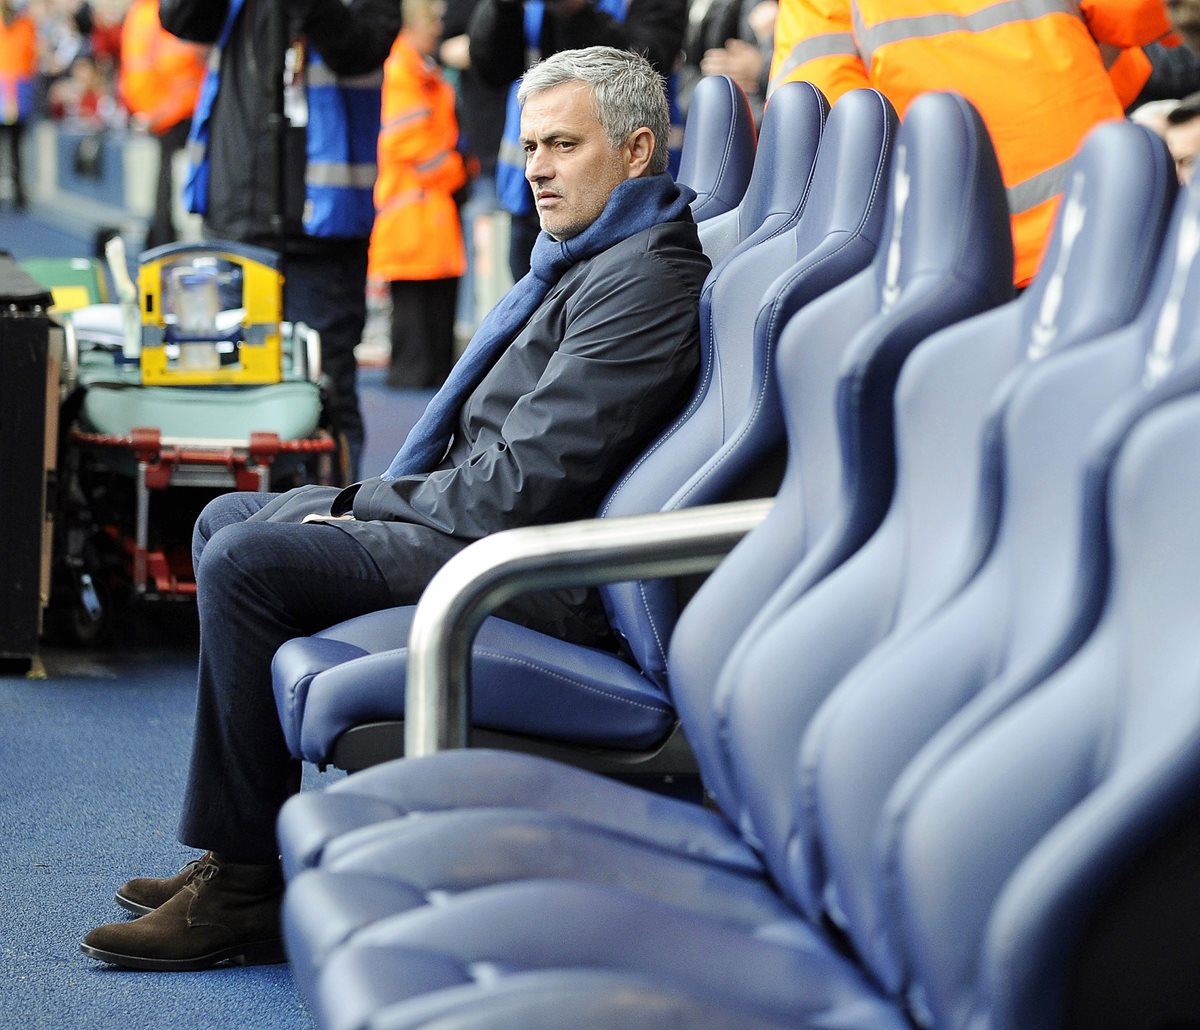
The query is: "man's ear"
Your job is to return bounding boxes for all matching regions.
[625,127,656,178]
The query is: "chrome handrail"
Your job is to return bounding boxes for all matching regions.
[405,497,774,756]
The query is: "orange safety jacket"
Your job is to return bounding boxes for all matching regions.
[0,13,37,125]
[769,0,1176,285]
[368,35,467,283]
[118,0,207,135]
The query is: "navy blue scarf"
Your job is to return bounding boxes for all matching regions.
[382,173,695,480]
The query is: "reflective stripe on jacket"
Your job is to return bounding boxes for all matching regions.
[183,0,381,238]
[368,35,467,281]
[769,0,1175,285]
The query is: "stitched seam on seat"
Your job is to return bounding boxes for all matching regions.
[473,649,670,712]
[636,578,670,671]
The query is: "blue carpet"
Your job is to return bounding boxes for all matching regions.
[358,366,435,476]
[0,620,340,1030]
[0,362,437,1029]
[0,204,98,261]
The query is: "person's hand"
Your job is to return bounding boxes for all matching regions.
[747,0,778,43]
[700,39,765,96]
[440,33,470,69]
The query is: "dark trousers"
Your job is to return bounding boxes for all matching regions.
[144,119,191,250]
[387,277,459,389]
[284,248,369,483]
[177,492,394,862]
[0,121,27,207]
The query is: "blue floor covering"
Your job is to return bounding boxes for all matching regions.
[0,199,438,1030]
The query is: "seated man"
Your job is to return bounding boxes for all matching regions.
[81,45,711,971]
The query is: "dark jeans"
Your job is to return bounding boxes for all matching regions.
[284,249,369,483]
[0,121,27,207]
[177,492,393,862]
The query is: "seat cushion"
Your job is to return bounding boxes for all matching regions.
[273,608,676,765]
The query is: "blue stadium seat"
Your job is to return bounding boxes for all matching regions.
[270,85,899,780]
[276,89,1017,1003]
[285,122,1200,1027]
[274,90,1005,880]
[675,74,757,225]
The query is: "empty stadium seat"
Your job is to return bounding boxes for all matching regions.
[675,74,757,225]
[270,84,900,780]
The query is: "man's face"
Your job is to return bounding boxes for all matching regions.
[520,82,634,240]
[1169,0,1200,54]
[1167,116,1200,184]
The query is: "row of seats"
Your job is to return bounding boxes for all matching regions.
[277,83,1200,1027]
[270,75,894,777]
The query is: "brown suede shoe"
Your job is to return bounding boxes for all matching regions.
[114,852,215,916]
[81,857,286,971]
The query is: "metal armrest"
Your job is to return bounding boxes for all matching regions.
[405,498,773,755]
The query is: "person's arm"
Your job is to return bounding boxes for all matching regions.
[1081,0,1176,48]
[540,0,687,78]
[294,0,402,75]
[467,0,527,87]
[353,239,707,537]
[768,0,868,100]
[160,0,230,42]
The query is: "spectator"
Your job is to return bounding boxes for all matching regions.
[440,0,509,335]
[370,0,468,389]
[0,0,36,208]
[688,0,776,127]
[1130,96,1178,137]
[768,0,1175,287]
[159,0,402,485]
[118,0,207,248]
[1165,90,1200,182]
[46,51,111,125]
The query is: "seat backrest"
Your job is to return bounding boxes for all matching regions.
[675,74,757,225]
[669,91,1013,820]
[892,389,1200,1029]
[599,85,897,689]
[865,167,1200,1025]
[786,121,1176,977]
[693,82,825,266]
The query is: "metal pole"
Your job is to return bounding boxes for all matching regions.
[404,499,774,756]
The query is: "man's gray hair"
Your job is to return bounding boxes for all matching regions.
[517,46,670,175]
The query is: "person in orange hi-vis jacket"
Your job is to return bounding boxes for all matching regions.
[768,0,1178,287]
[118,0,207,247]
[0,0,36,209]
[369,0,468,389]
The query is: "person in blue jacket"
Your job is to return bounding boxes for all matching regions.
[158,0,402,484]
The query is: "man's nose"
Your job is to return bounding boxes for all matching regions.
[526,146,549,183]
